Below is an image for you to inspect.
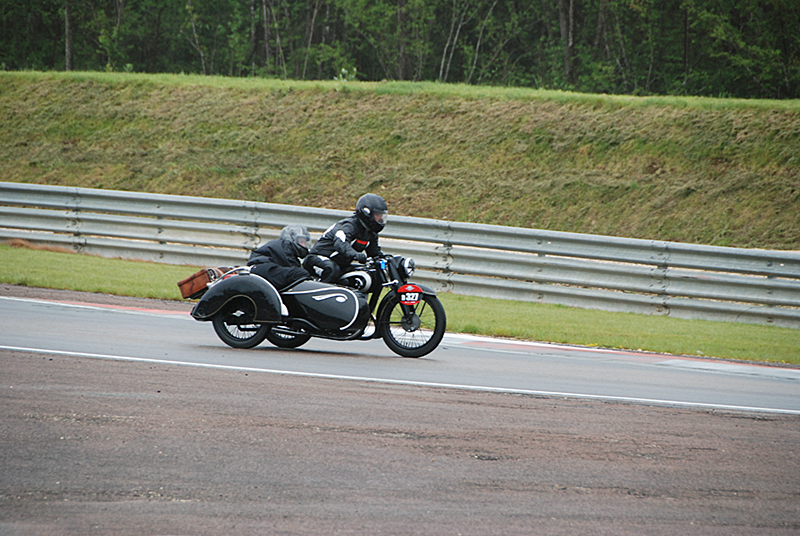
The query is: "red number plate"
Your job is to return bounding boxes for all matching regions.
[398,284,423,305]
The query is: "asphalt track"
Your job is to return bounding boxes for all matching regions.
[1,286,799,535]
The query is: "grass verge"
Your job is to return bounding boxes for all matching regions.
[3,71,799,250]
[1,243,797,365]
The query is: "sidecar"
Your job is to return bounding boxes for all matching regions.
[191,269,285,324]
[191,268,369,349]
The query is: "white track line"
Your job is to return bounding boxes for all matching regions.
[2,345,799,415]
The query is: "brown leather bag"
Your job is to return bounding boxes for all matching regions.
[177,267,225,299]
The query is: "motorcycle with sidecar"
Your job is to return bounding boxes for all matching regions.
[188,254,446,358]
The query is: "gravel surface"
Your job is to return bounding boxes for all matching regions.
[1,286,799,535]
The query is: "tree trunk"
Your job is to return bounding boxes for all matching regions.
[250,0,257,75]
[186,0,207,74]
[115,0,124,31]
[150,6,164,73]
[302,0,321,79]
[320,1,330,78]
[441,2,468,83]
[262,0,270,71]
[64,0,73,71]
[445,11,465,83]
[683,7,690,84]
[467,0,497,84]
[614,11,630,90]
[559,0,574,83]
[396,0,406,80]
[266,0,286,77]
[439,0,459,82]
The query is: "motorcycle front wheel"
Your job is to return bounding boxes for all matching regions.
[211,297,271,349]
[377,293,446,358]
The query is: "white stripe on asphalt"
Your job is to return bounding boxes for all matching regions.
[2,345,799,416]
[4,295,798,380]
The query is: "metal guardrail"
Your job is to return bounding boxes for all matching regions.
[2,181,799,328]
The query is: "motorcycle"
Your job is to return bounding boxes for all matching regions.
[189,255,446,358]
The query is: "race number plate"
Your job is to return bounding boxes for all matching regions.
[398,284,423,305]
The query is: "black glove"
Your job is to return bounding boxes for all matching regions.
[354,252,368,263]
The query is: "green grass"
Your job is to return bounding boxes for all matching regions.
[12,71,798,110]
[2,243,798,365]
[443,294,799,364]
[0,244,192,300]
[2,71,799,250]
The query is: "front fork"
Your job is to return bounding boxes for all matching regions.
[366,287,420,339]
[365,278,437,340]
[364,287,390,340]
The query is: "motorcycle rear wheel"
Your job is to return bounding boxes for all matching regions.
[211,297,271,349]
[265,327,312,348]
[378,293,446,358]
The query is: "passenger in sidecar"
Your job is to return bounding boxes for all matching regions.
[247,224,311,290]
[192,224,309,324]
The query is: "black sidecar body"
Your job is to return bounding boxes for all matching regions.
[191,271,369,335]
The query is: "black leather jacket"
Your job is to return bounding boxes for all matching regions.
[309,216,383,267]
[247,238,309,289]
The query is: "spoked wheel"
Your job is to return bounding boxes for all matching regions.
[265,326,312,349]
[211,297,270,349]
[377,293,446,358]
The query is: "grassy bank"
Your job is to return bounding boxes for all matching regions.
[1,243,798,365]
[1,71,799,250]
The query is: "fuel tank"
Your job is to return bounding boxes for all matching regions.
[281,280,369,332]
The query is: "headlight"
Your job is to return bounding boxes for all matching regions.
[403,257,416,277]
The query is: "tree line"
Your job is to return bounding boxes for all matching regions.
[3,0,798,99]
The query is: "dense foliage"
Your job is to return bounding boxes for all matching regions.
[3,0,798,98]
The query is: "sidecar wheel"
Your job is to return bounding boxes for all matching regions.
[378,294,446,358]
[211,297,271,349]
[265,327,312,348]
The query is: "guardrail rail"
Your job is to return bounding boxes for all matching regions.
[2,181,799,328]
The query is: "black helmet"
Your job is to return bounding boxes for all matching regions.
[355,193,388,233]
[280,224,310,258]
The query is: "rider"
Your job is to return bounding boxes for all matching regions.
[303,193,388,283]
[247,224,311,290]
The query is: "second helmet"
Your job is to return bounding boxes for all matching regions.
[355,193,388,233]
